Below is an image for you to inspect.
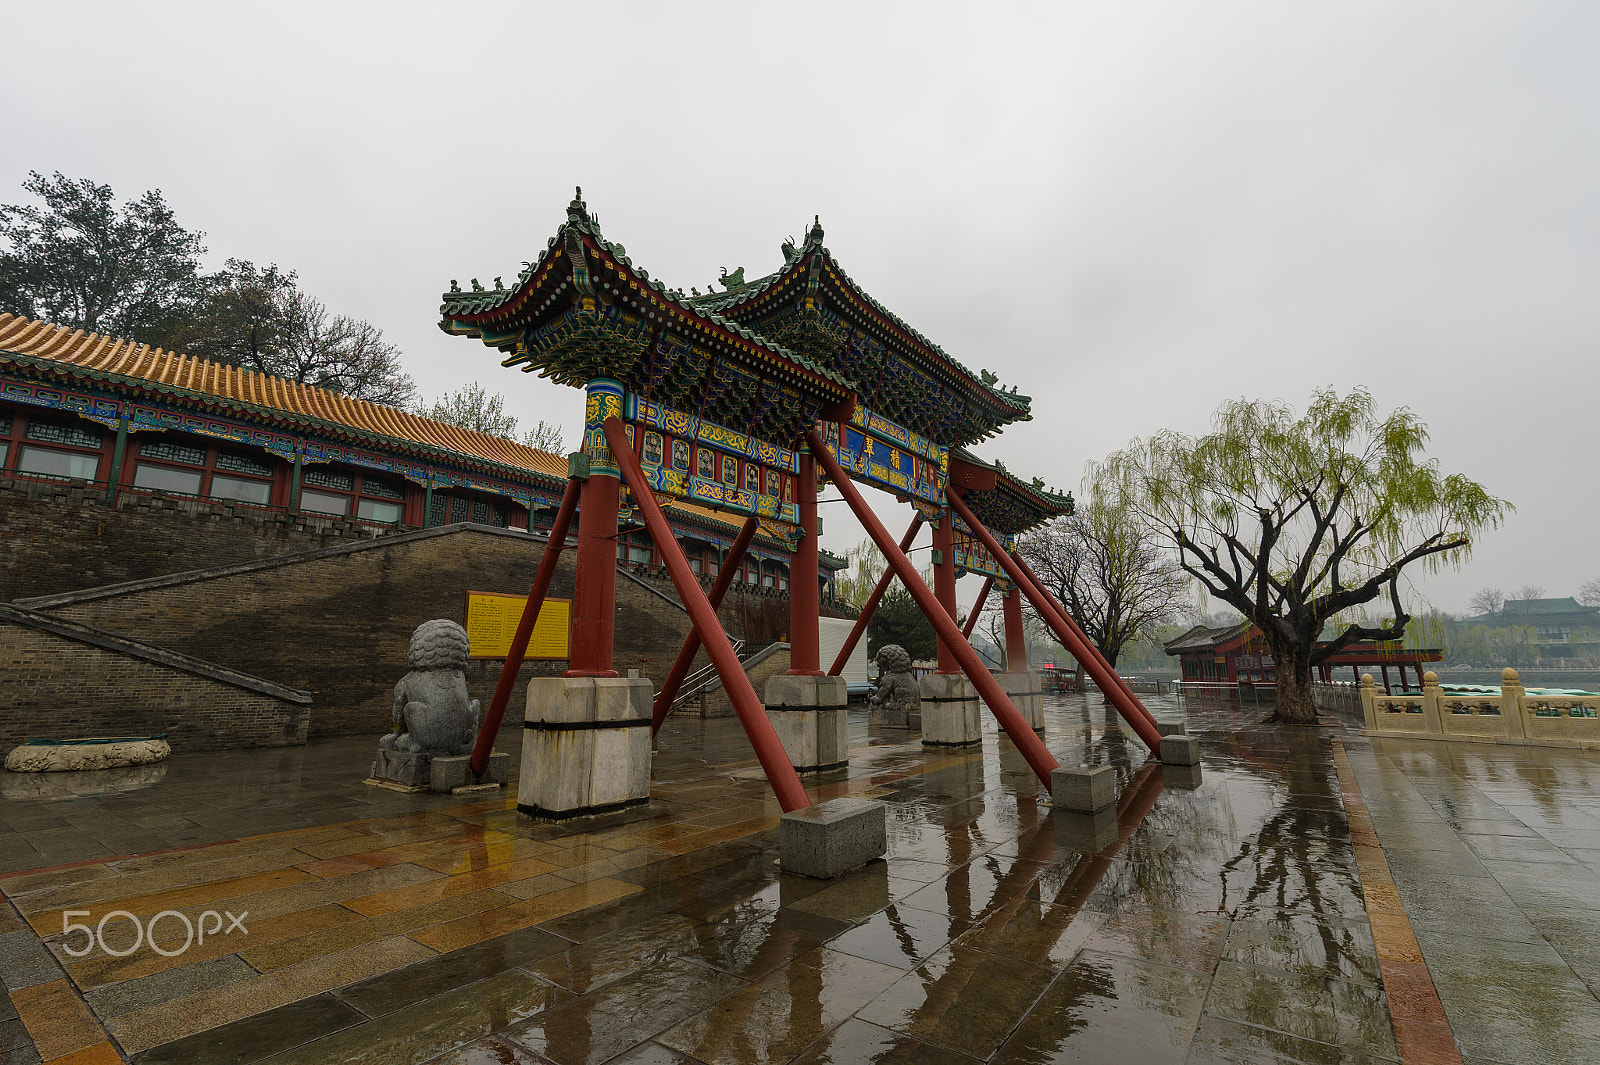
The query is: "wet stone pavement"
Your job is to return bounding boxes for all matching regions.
[1,692,1597,1063]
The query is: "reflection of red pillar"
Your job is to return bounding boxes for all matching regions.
[933,510,959,674]
[1003,585,1029,673]
[565,472,619,677]
[787,450,822,676]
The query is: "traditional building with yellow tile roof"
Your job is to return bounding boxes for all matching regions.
[0,313,843,591]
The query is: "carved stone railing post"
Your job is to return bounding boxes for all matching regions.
[1360,673,1377,730]
[1420,671,1444,733]
[1501,667,1528,739]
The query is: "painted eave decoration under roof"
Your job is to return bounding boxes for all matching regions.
[439,191,1032,450]
[440,189,854,451]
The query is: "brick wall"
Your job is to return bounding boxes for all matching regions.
[22,526,699,739]
[0,611,310,752]
[0,474,400,602]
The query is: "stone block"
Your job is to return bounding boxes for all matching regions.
[1052,764,1116,812]
[1159,734,1201,766]
[1155,721,1188,737]
[1054,807,1120,853]
[920,673,980,746]
[998,671,1045,730]
[766,675,849,772]
[520,676,652,819]
[428,751,510,793]
[371,748,431,787]
[780,797,888,879]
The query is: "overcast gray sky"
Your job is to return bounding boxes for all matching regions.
[4,1,1596,616]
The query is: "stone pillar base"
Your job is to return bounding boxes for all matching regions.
[999,671,1044,730]
[921,673,980,746]
[765,675,850,772]
[519,676,653,820]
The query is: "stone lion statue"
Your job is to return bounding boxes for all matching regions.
[382,619,480,754]
[869,643,920,727]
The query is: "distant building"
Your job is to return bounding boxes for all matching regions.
[1164,621,1443,694]
[1464,597,1600,662]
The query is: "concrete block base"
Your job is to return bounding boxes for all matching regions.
[429,751,510,793]
[1156,721,1188,737]
[765,675,850,772]
[519,676,653,820]
[780,797,888,879]
[1160,735,1202,766]
[1052,764,1117,812]
[921,673,980,747]
[999,671,1045,730]
[1054,807,1120,853]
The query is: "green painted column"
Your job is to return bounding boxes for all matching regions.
[289,449,304,511]
[422,477,434,529]
[104,415,129,502]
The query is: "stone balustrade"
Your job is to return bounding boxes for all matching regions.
[1361,668,1600,749]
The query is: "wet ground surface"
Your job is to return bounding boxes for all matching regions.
[1,692,1597,1063]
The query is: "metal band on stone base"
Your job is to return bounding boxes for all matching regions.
[519,796,649,821]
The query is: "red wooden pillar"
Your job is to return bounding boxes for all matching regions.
[787,450,823,676]
[933,509,959,674]
[567,379,624,678]
[1003,584,1029,673]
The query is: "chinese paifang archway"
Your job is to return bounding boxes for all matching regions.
[443,189,1161,820]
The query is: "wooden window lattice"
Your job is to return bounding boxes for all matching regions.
[25,414,102,449]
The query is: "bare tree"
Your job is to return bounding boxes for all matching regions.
[275,290,414,406]
[417,381,566,453]
[1579,579,1600,608]
[1469,587,1504,617]
[1512,584,1546,602]
[1018,498,1190,670]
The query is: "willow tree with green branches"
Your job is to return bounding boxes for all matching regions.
[1091,388,1510,724]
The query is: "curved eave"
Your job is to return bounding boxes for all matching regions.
[0,348,564,490]
[440,230,853,406]
[700,248,1033,434]
[811,253,1030,422]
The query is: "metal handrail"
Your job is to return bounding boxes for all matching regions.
[671,638,748,707]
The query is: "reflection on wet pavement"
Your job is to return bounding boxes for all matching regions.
[4,689,1598,1062]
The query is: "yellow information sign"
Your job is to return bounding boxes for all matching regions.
[465,591,571,659]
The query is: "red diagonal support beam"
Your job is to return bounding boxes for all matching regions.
[962,576,994,640]
[471,478,581,775]
[945,489,1162,751]
[604,417,811,813]
[651,515,760,734]
[827,516,923,677]
[805,427,1059,789]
